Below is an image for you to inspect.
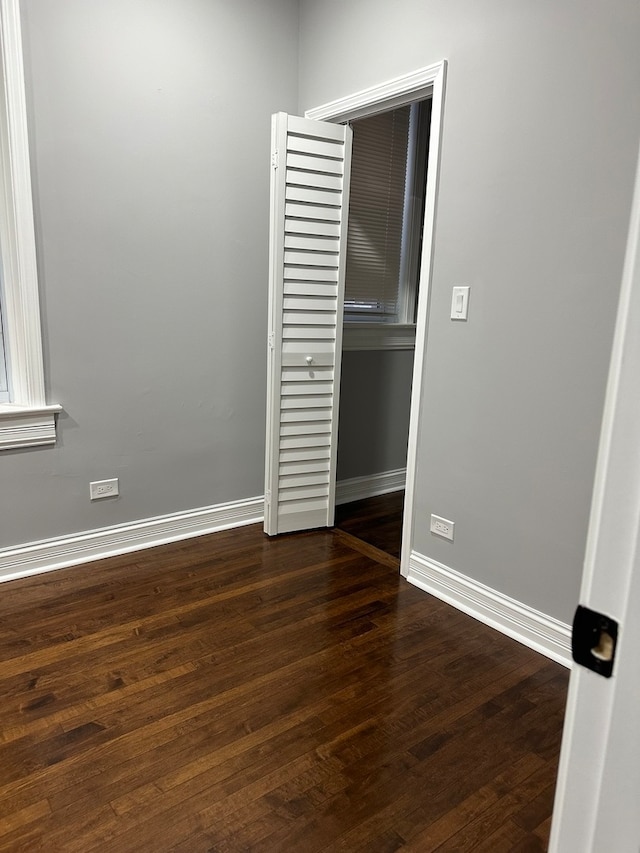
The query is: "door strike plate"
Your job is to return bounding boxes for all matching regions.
[571,605,618,678]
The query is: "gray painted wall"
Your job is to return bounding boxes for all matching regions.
[0,0,298,548]
[299,0,640,621]
[3,0,639,628]
[337,350,413,481]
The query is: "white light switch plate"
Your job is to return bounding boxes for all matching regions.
[451,286,470,320]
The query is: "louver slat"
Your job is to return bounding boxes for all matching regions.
[285,202,342,222]
[264,113,352,535]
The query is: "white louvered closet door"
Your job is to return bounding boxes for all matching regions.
[264,113,352,535]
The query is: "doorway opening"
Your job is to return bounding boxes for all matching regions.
[303,62,446,577]
[331,99,432,567]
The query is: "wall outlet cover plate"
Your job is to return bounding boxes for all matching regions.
[90,478,119,500]
[430,513,455,541]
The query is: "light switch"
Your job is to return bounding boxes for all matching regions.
[451,286,470,320]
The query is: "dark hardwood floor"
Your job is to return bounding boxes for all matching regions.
[335,491,404,562]
[0,521,568,851]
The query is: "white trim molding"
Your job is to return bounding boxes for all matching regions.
[0,0,61,449]
[305,63,445,123]
[0,470,407,583]
[0,495,263,584]
[342,323,415,351]
[407,551,572,667]
[336,468,406,505]
[0,403,61,449]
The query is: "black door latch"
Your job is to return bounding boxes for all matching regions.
[572,605,618,678]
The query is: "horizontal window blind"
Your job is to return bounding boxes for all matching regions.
[344,105,410,319]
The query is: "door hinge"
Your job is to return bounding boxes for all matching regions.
[265,489,271,505]
[271,150,279,169]
[268,332,275,350]
[572,605,619,678]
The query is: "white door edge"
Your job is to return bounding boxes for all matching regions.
[549,140,640,851]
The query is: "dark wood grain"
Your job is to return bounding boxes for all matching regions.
[0,523,568,851]
[333,528,400,570]
[335,491,404,559]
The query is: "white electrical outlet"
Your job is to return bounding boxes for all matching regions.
[90,478,119,500]
[430,513,455,541]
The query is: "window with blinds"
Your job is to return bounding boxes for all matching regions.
[344,100,431,324]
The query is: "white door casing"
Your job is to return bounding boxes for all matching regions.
[264,113,352,535]
[305,62,447,576]
[549,141,640,851]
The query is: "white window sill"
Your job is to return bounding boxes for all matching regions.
[0,403,62,451]
[342,323,416,351]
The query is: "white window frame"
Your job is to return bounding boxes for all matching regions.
[306,65,440,352]
[0,300,9,400]
[0,0,60,450]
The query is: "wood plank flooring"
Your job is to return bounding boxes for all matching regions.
[335,491,404,560]
[0,522,569,851]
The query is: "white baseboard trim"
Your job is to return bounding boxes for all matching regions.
[0,470,406,585]
[0,496,264,584]
[407,551,572,667]
[336,468,406,505]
